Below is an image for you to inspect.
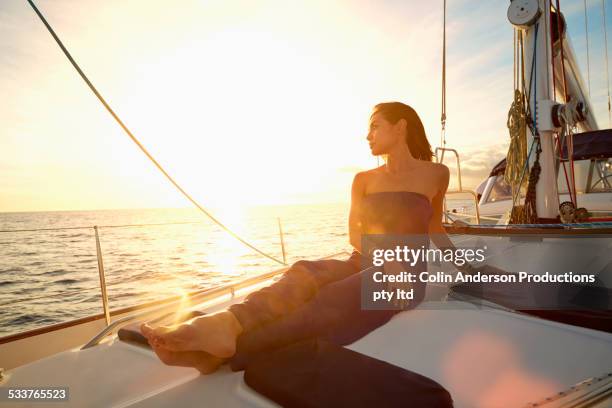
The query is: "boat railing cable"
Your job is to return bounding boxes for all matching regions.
[0,249,351,341]
[0,218,290,325]
[584,0,592,97]
[434,147,482,225]
[0,287,95,308]
[24,0,286,266]
[440,0,447,158]
[604,0,612,127]
[0,221,206,234]
[0,262,254,308]
[453,221,612,228]
[80,250,350,349]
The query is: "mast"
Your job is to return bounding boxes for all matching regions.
[508,0,592,221]
[508,0,558,220]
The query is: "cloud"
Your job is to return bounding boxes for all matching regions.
[2,0,606,211]
[337,166,366,174]
[442,142,508,189]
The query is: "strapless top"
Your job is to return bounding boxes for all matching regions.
[360,191,433,235]
[346,190,433,269]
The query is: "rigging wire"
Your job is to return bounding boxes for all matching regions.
[546,2,568,208]
[561,0,578,208]
[603,0,612,127]
[24,0,286,266]
[554,0,578,207]
[585,0,592,97]
[0,221,206,234]
[513,28,517,93]
[506,29,528,202]
[555,1,570,101]
[543,0,552,101]
[440,0,447,161]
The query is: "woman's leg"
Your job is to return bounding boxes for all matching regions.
[229,251,363,332]
[142,252,363,358]
[229,264,427,371]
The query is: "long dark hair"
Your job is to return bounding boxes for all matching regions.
[373,102,433,162]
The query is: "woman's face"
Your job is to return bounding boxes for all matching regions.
[367,112,403,156]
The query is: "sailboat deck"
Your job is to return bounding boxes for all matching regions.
[4,297,611,408]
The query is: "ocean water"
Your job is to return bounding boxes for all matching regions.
[0,199,472,338]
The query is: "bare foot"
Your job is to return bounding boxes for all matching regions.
[147,340,225,374]
[141,310,243,358]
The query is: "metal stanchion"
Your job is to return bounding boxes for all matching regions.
[93,226,111,326]
[277,217,287,264]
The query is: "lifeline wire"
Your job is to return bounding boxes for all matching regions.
[25,0,286,265]
[440,0,447,151]
[585,0,592,97]
[604,0,612,126]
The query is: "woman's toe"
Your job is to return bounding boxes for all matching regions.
[150,345,223,374]
[152,324,198,351]
[140,323,153,338]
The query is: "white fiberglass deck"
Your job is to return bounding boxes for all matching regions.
[3,299,611,408]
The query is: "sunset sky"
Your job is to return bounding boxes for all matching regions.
[1,0,611,212]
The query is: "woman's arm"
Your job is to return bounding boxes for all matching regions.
[428,164,452,246]
[349,172,366,253]
[428,165,474,273]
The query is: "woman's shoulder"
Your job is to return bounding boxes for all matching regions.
[353,167,380,182]
[355,162,448,178]
[425,162,450,185]
[415,162,449,191]
[429,161,450,177]
[429,162,450,192]
[408,160,447,175]
[408,160,449,178]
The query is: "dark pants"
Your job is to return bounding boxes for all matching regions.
[229,251,425,370]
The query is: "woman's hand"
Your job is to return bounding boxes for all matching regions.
[454,262,476,275]
[383,260,413,309]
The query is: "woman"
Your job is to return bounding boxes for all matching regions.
[141,101,464,374]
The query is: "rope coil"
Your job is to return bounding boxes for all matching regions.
[505,88,529,195]
[507,25,536,224]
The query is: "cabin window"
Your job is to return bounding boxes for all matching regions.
[485,175,512,203]
[588,158,612,192]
